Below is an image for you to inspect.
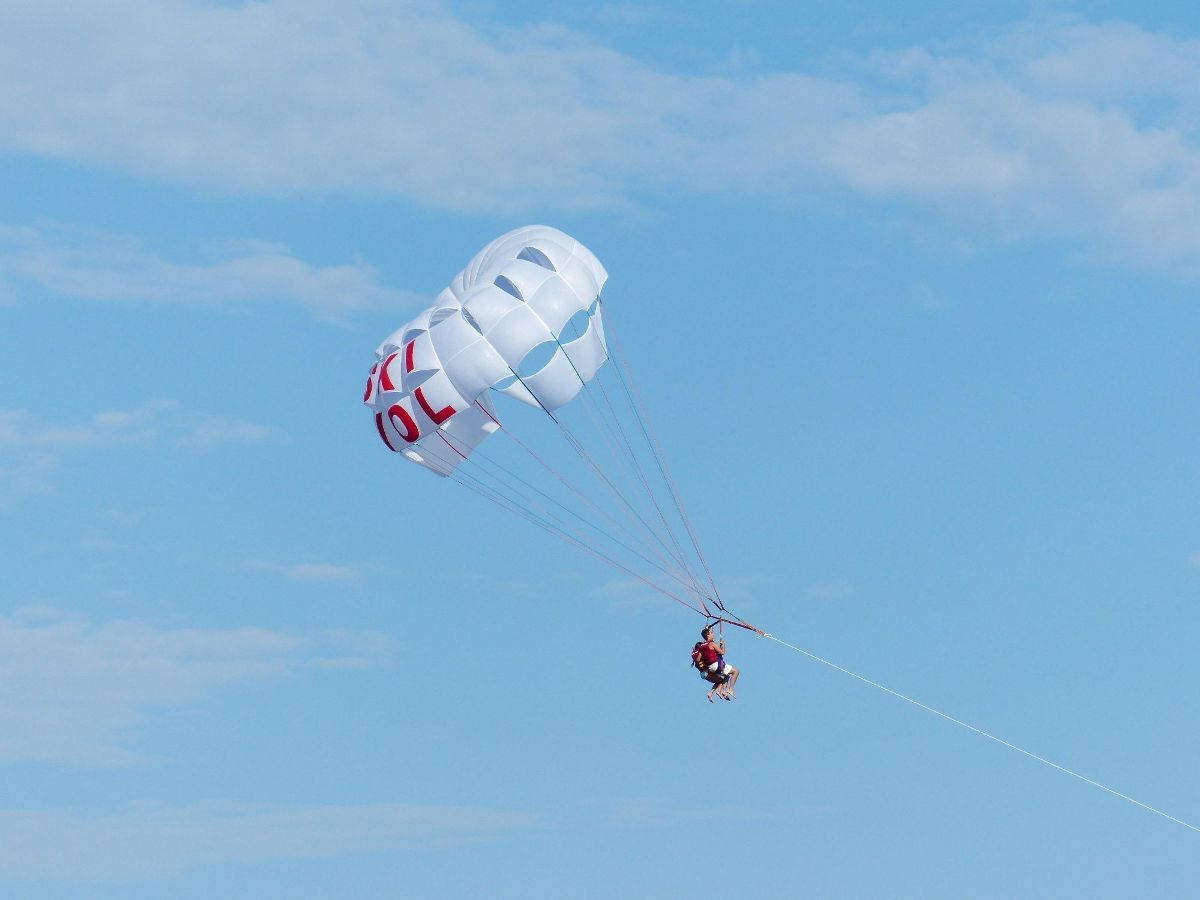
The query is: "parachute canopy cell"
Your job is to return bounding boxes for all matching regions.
[364,226,609,475]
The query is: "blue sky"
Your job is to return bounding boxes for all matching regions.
[2,1,1199,896]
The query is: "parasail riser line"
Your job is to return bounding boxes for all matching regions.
[448,465,708,618]
[708,616,764,635]
[436,429,710,619]
[531,298,702,584]
[469,443,704,596]
[586,351,710,612]
[442,429,647,579]
[447,427,710,604]
[604,311,727,609]
[493,356,695,576]
[552,312,711,613]
[476,402,701,594]
[555,417,694,576]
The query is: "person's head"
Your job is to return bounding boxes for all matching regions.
[701,625,713,641]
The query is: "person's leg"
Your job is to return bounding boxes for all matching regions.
[716,666,731,700]
[726,666,739,698]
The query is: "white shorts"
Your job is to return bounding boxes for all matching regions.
[706,661,732,677]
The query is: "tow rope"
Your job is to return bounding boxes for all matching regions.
[760,631,1199,835]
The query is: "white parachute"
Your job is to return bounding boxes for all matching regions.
[363,225,759,635]
[364,226,609,476]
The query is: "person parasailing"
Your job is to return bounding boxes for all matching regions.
[692,624,740,702]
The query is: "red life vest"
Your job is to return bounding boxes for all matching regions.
[692,640,719,667]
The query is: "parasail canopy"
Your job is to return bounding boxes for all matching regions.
[364,226,609,476]
[363,224,764,637]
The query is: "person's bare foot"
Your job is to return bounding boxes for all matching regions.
[707,689,716,703]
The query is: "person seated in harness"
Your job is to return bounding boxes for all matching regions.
[691,624,740,702]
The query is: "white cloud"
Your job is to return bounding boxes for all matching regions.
[0,452,60,497]
[826,32,1200,274]
[0,801,536,879]
[0,402,172,496]
[0,402,275,497]
[0,224,416,316]
[0,609,396,764]
[0,400,176,450]
[2,6,1198,273]
[246,560,359,582]
[178,414,276,449]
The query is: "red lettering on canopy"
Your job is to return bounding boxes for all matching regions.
[363,364,378,403]
[379,352,398,391]
[374,412,397,451]
[405,340,416,373]
[415,386,456,425]
[388,403,420,443]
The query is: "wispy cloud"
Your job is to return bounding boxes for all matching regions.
[826,22,1200,275]
[179,414,275,449]
[0,451,60,497]
[2,6,1199,273]
[0,800,537,879]
[1189,551,1200,569]
[0,401,274,497]
[0,402,273,451]
[0,609,396,764]
[0,0,852,209]
[0,400,177,450]
[245,561,359,582]
[0,223,416,317]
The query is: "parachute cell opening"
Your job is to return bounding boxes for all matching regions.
[494,274,523,300]
[517,246,555,270]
